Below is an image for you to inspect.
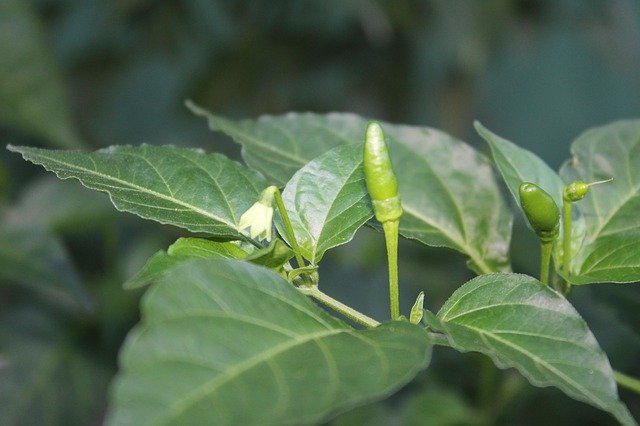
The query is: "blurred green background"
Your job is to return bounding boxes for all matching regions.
[1,0,639,424]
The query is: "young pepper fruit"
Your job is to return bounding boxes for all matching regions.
[364,122,403,320]
[519,182,560,243]
[363,122,403,223]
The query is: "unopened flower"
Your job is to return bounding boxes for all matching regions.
[239,186,277,241]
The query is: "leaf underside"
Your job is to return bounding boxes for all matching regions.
[560,120,640,284]
[8,144,268,239]
[280,144,373,264]
[109,259,432,425]
[189,106,512,274]
[437,273,635,426]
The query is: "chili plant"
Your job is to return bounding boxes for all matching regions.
[6,106,640,425]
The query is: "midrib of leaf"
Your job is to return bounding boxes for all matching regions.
[156,328,346,426]
[15,149,237,230]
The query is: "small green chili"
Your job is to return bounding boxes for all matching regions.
[519,182,560,243]
[364,122,403,320]
[363,122,403,223]
[519,182,560,285]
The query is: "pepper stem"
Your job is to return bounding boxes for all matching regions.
[383,220,400,320]
[298,286,380,328]
[562,199,572,278]
[539,240,553,285]
[272,187,306,271]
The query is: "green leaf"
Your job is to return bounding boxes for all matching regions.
[124,237,248,289]
[437,273,635,426]
[0,307,111,425]
[559,120,640,284]
[8,144,268,239]
[0,225,92,312]
[244,239,294,268]
[191,107,511,273]
[109,259,432,425]
[187,103,351,184]
[0,0,83,148]
[475,121,564,208]
[280,144,373,263]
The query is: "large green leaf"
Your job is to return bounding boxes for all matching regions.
[0,306,111,425]
[280,144,373,263]
[559,120,640,284]
[124,238,248,289]
[475,121,564,207]
[8,145,267,240]
[109,259,431,425]
[436,273,635,426]
[190,107,512,273]
[0,0,83,148]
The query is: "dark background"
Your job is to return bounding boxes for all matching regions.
[1,1,639,424]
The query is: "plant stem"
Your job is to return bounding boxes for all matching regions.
[614,370,640,394]
[427,332,450,347]
[383,220,400,320]
[273,188,306,269]
[563,199,572,277]
[298,286,380,328]
[539,241,553,285]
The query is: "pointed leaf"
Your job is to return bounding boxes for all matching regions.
[559,120,640,284]
[124,238,248,289]
[109,259,432,425]
[244,239,294,268]
[192,108,512,273]
[437,273,635,426]
[475,121,564,208]
[0,0,83,148]
[8,145,268,239]
[280,144,373,263]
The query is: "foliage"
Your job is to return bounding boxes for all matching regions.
[2,2,640,426]
[8,109,640,425]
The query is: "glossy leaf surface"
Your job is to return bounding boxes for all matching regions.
[8,145,267,239]
[437,273,635,425]
[280,144,373,263]
[191,107,512,273]
[109,259,432,425]
[559,120,640,283]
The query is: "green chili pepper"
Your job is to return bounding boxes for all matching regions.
[519,182,560,285]
[519,182,560,243]
[563,181,589,202]
[364,122,403,319]
[363,122,403,223]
